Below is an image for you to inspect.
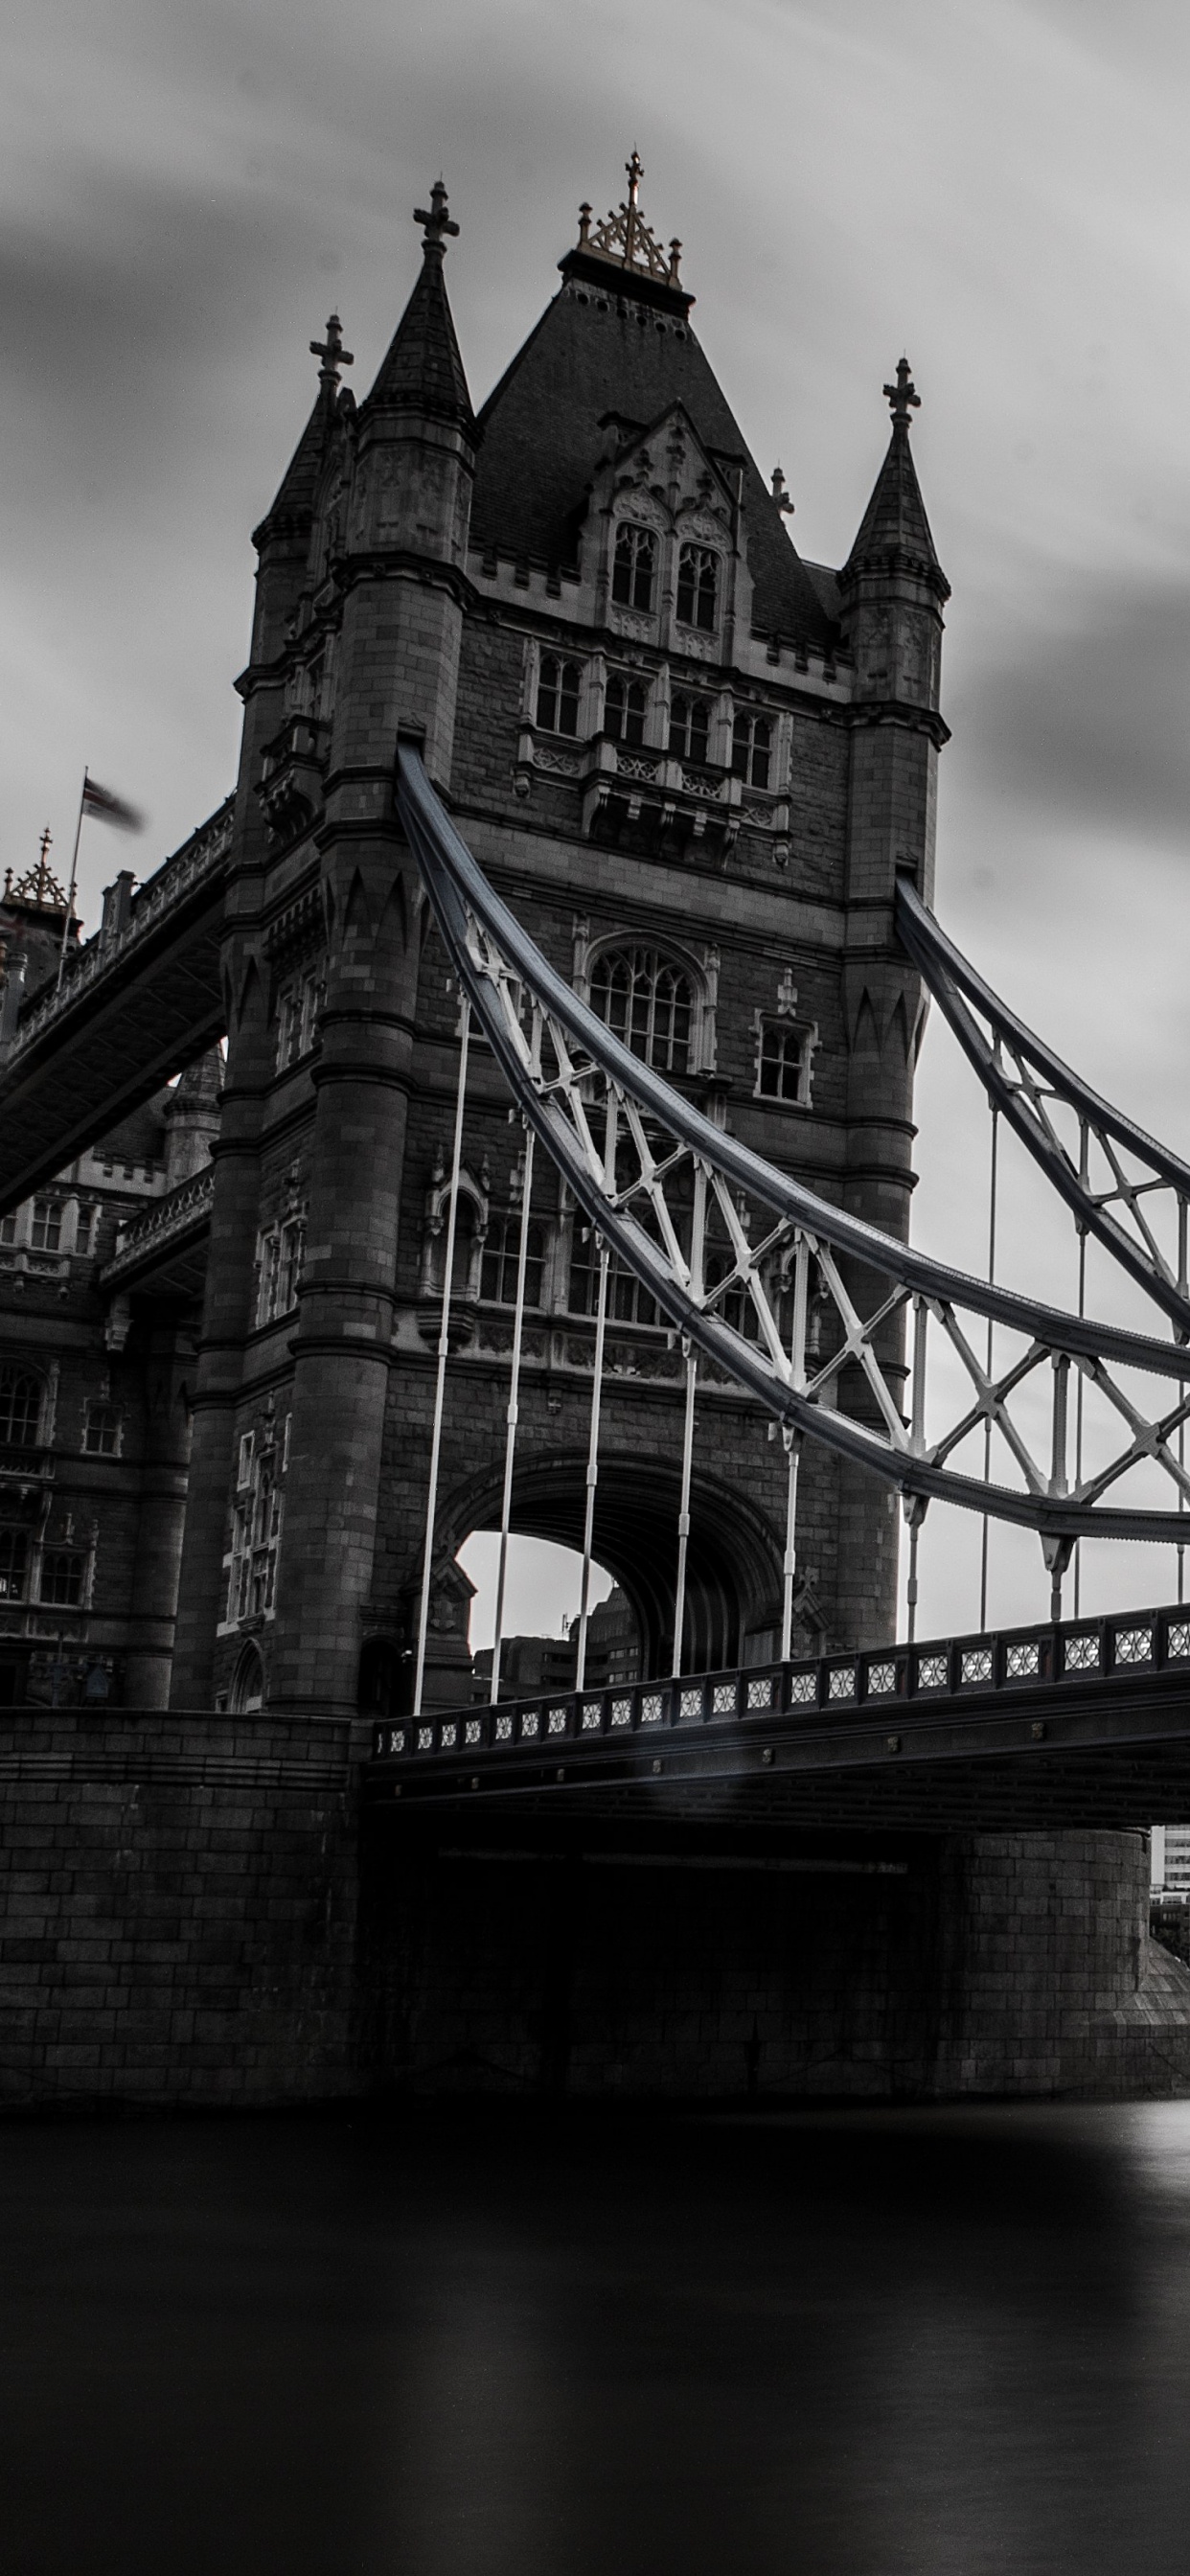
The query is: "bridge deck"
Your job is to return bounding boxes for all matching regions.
[367,1600,1190,1834]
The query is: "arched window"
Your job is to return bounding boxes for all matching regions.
[480,1215,546,1308]
[612,523,655,612]
[669,694,711,764]
[732,712,772,790]
[230,1642,264,1714]
[0,1367,42,1448]
[605,675,647,748]
[567,1230,659,1329]
[676,545,720,632]
[589,948,695,1074]
[537,655,582,737]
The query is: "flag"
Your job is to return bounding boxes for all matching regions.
[81,777,144,833]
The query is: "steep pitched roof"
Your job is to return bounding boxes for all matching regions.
[843,415,948,594]
[253,375,339,549]
[470,277,838,649]
[362,241,473,428]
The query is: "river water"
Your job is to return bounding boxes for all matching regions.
[5,2103,1190,2573]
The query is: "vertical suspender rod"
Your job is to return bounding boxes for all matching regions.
[490,1123,537,1702]
[413,995,470,1719]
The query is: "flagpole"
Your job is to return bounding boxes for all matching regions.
[56,769,87,994]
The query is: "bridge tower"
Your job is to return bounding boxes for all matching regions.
[169,164,949,1716]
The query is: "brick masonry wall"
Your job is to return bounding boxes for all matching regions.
[0,1709,363,2106]
[2,1717,1189,2109]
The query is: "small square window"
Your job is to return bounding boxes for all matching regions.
[40,1550,84,1607]
[30,1199,62,1253]
[537,655,582,736]
[756,1020,813,1107]
[82,1403,121,1457]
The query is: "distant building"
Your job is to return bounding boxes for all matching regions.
[1156,1825,1190,1892]
[470,1586,641,1700]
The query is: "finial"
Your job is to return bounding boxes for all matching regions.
[883,356,920,426]
[309,313,354,386]
[576,157,682,290]
[770,466,794,517]
[414,178,460,254]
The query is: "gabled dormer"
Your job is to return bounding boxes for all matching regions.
[585,403,754,666]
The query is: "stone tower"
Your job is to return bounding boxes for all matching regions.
[169,162,948,1718]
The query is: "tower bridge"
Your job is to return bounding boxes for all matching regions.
[1,164,1189,2108]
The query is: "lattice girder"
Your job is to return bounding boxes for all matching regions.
[398,748,1190,1549]
[897,874,1190,1334]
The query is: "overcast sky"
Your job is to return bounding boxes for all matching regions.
[9,0,1190,1641]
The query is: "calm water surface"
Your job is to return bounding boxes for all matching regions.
[4,2102,1190,2573]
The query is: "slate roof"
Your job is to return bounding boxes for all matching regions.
[470,269,840,651]
[363,242,474,428]
[843,417,948,595]
[254,375,339,548]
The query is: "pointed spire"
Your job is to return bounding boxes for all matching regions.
[842,358,948,597]
[253,319,352,549]
[362,181,473,428]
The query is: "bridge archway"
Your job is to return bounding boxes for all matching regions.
[442,1452,784,1679]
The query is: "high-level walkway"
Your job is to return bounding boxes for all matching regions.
[0,797,231,1208]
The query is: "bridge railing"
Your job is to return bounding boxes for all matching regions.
[6,796,234,1061]
[373,1598,1190,1767]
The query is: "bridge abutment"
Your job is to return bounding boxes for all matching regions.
[1,1720,1187,2111]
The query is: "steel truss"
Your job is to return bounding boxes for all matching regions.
[897,874,1190,1336]
[397,748,1190,1553]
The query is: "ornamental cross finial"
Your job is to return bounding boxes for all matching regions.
[883,356,920,426]
[415,178,460,253]
[309,312,354,385]
[577,154,683,288]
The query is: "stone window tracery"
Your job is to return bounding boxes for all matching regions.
[537,655,582,737]
[0,1366,42,1448]
[676,544,720,632]
[612,522,656,612]
[755,1015,817,1107]
[589,947,695,1075]
[732,712,772,790]
[0,1528,28,1600]
[30,1199,62,1253]
[82,1401,121,1457]
[604,675,647,748]
[669,694,712,764]
[276,966,324,1070]
[40,1550,84,1607]
[480,1213,546,1308]
[254,1215,307,1327]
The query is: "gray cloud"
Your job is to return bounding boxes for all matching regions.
[955,574,1190,851]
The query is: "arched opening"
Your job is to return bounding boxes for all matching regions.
[446,1455,783,1681]
[457,1531,636,1694]
[229,1642,264,1713]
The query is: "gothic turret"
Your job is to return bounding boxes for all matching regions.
[248,315,354,667]
[331,180,475,783]
[835,363,950,1643]
[838,357,949,732]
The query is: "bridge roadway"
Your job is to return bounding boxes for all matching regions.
[0,797,232,1213]
[366,1598,1190,1838]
